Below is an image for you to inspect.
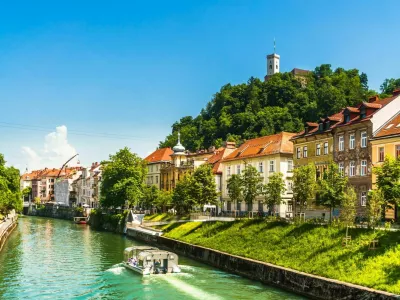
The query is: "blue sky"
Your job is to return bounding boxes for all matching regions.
[0,0,399,171]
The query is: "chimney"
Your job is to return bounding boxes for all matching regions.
[393,89,400,96]
[225,141,236,149]
[368,95,379,103]
[208,146,215,153]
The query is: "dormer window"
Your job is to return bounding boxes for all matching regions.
[344,112,350,123]
[318,123,323,132]
[360,106,366,119]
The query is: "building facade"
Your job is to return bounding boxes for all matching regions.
[144,148,173,189]
[220,132,295,217]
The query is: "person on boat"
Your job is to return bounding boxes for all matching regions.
[131,257,138,267]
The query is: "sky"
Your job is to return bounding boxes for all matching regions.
[0,0,399,172]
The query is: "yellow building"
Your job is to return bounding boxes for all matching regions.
[290,112,342,177]
[371,112,400,220]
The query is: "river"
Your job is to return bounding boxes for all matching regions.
[0,217,305,299]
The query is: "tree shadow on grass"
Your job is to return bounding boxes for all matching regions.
[383,265,400,285]
[254,220,290,233]
[283,223,319,238]
[199,221,236,238]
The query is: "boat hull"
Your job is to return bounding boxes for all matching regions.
[123,262,150,275]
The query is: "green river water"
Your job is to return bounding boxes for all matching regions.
[0,217,305,299]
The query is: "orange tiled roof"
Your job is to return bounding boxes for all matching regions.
[207,148,227,174]
[223,132,295,162]
[374,113,400,138]
[145,148,173,163]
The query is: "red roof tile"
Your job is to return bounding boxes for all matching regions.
[223,132,295,162]
[145,148,173,163]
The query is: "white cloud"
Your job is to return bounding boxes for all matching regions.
[21,125,78,171]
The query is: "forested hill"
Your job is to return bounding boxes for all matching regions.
[159,64,400,151]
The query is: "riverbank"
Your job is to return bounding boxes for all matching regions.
[127,218,400,299]
[0,211,18,252]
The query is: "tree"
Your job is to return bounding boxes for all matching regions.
[264,172,286,216]
[22,187,32,202]
[292,163,316,214]
[380,78,400,96]
[100,147,147,208]
[340,186,357,240]
[367,189,385,230]
[0,154,22,214]
[374,156,400,207]
[317,162,348,222]
[140,185,159,210]
[241,164,263,211]
[190,164,218,207]
[34,197,41,205]
[155,190,172,212]
[172,175,195,214]
[227,174,243,210]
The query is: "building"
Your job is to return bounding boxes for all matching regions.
[144,148,173,189]
[160,133,217,191]
[371,110,400,219]
[73,162,101,208]
[220,132,295,217]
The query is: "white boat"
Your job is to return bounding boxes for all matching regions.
[123,246,181,275]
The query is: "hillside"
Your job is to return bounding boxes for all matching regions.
[160,65,400,150]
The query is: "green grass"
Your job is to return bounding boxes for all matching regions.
[143,213,189,222]
[163,219,400,294]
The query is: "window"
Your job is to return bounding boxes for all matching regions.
[269,64,272,69]
[296,147,301,159]
[396,145,400,159]
[237,165,241,175]
[339,136,344,151]
[361,131,367,148]
[379,147,385,162]
[155,176,159,184]
[227,166,231,176]
[288,160,293,172]
[316,144,321,156]
[338,162,344,176]
[361,160,367,176]
[360,192,367,206]
[269,161,275,172]
[303,146,308,158]
[259,162,263,173]
[324,142,328,155]
[349,161,355,176]
[349,134,355,149]
[287,181,293,193]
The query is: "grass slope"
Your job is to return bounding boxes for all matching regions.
[143,213,189,222]
[163,219,400,294]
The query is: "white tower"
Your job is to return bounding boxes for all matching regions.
[265,39,280,79]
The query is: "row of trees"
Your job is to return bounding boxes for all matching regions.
[0,154,22,216]
[99,147,219,213]
[227,165,286,215]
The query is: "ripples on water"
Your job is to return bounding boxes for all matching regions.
[0,217,305,299]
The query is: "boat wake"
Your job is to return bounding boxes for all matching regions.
[105,264,126,275]
[160,275,223,300]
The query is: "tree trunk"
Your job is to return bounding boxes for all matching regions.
[329,206,333,223]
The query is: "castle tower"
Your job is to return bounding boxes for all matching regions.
[264,40,280,81]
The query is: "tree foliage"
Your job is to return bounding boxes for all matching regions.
[241,165,264,211]
[190,164,218,206]
[374,156,400,206]
[0,154,22,215]
[160,65,377,150]
[227,174,243,207]
[171,175,195,214]
[380,78,400,96]
[317,162,348,222]
[340,186,357,227]
[367,189,385,229]
[100,147,147,208]
[264,172,286,215]
[292,163,316,212]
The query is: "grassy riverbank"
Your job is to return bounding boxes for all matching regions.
[162,219,400,294]
[143,213,190,222]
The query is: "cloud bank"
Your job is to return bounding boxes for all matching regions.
[21,125,78,171]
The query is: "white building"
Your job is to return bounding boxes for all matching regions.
[220,132,296,217]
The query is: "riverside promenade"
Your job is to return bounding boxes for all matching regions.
[0,210,18,252]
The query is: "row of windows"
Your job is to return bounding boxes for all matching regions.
[378,145,400,162]
[338,160,368,177]
[148,165,159,173]
[147,175,159,184]
[296,142,329,159]
[226,160,293,176]
[338,131,367,151]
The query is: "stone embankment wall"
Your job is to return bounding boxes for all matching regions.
[0,211,18,252]
[126,228,399,300]
[28,206,81,220]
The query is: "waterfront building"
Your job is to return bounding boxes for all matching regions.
[144,148,173,189]
[73,162,101,208]
[220,132,295,217]
[370,110,400,220]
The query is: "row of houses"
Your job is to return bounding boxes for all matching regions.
[145,89,400,220]
[20,162,102,208]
